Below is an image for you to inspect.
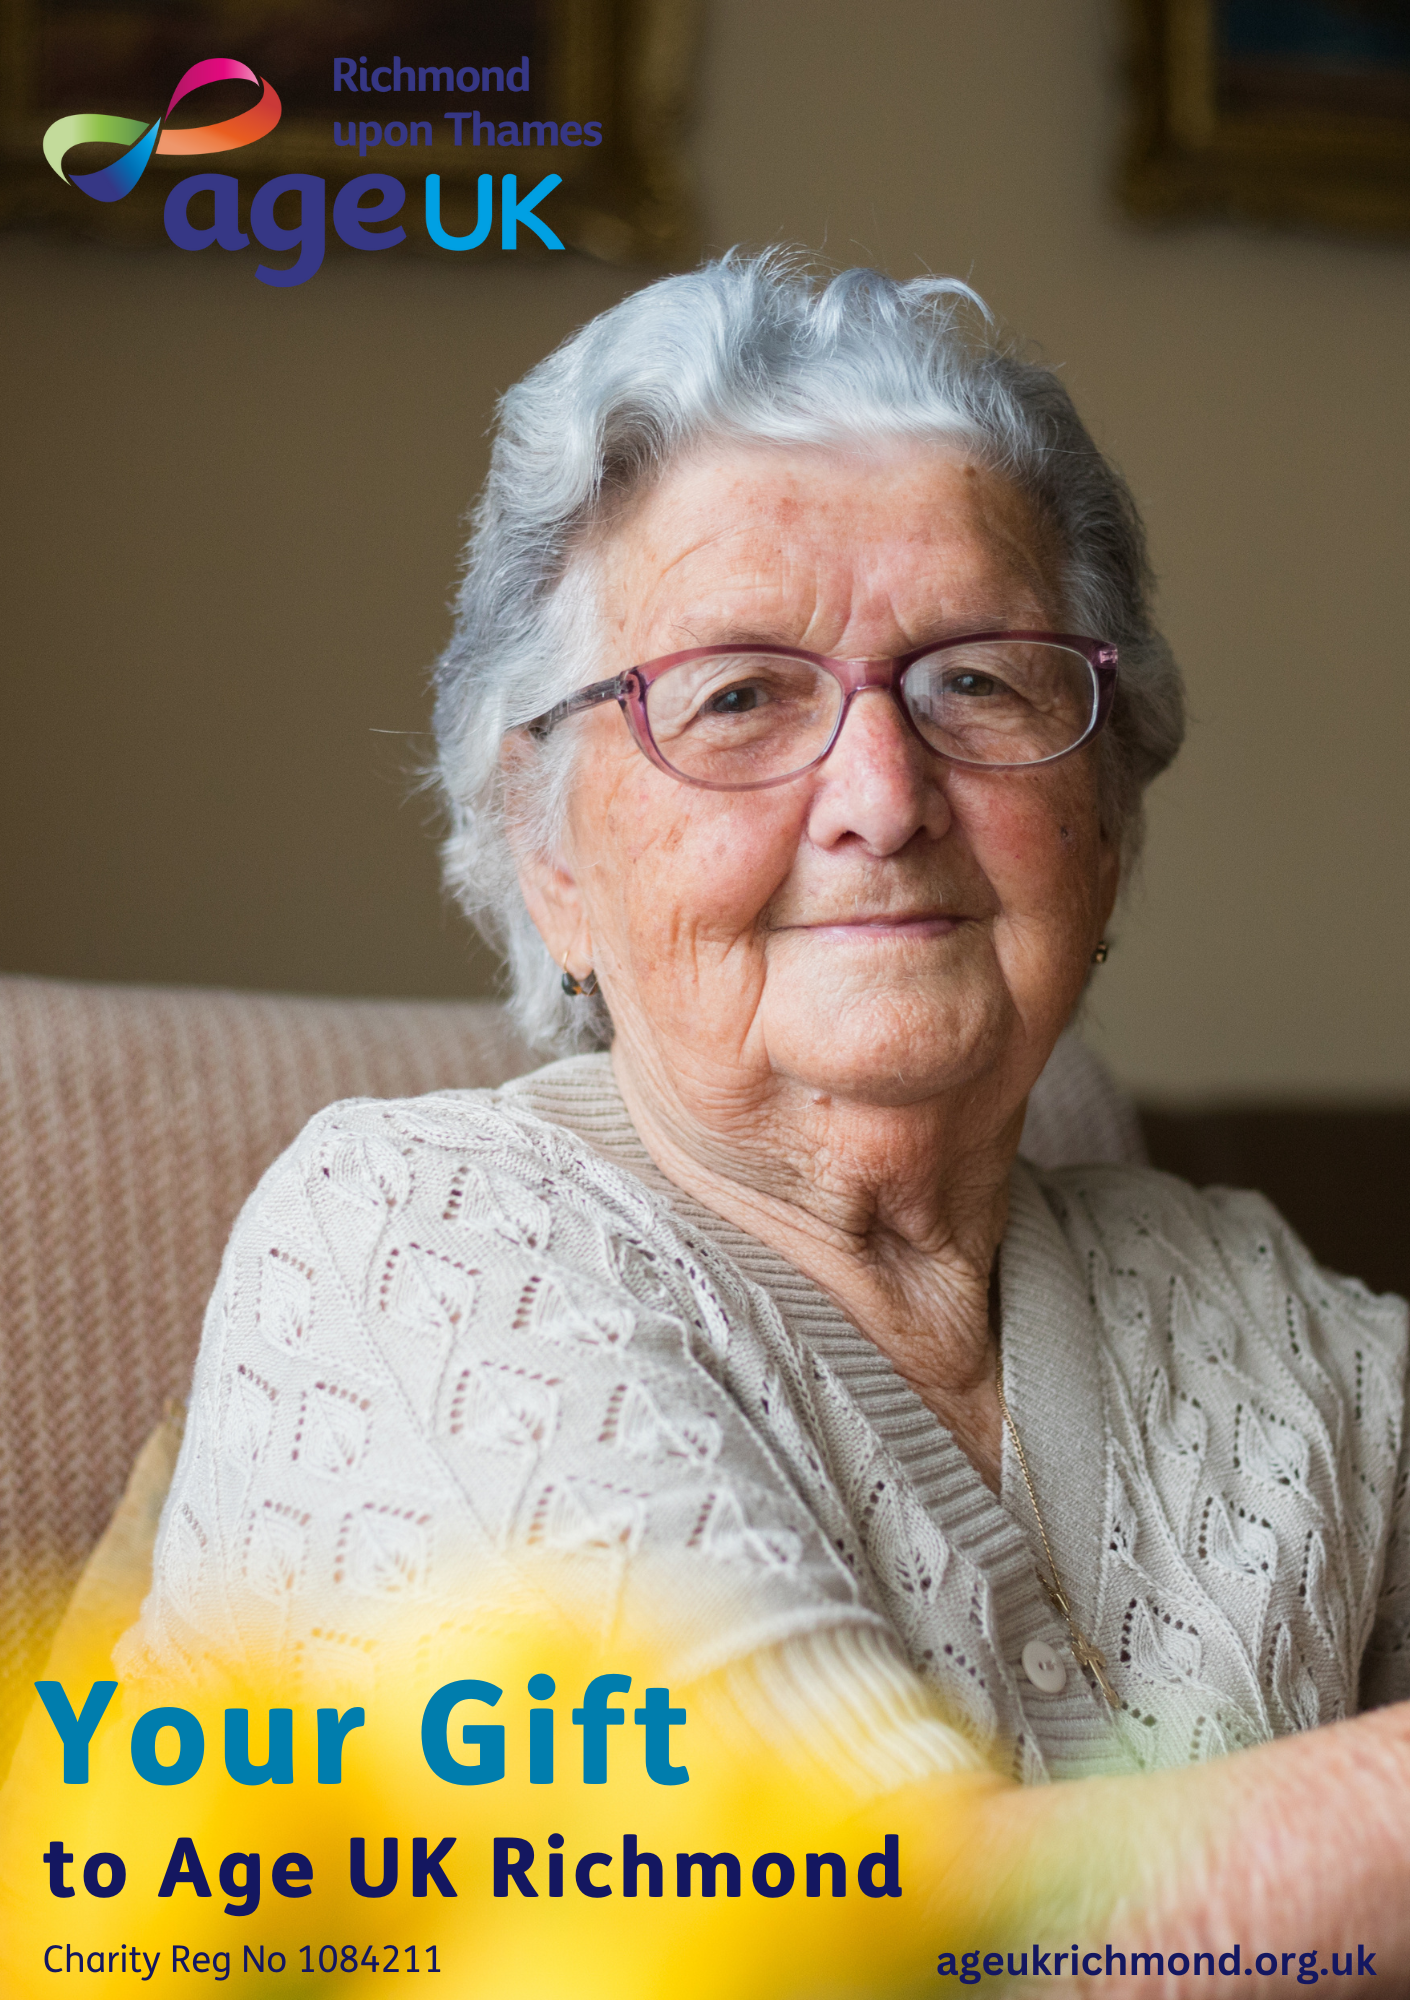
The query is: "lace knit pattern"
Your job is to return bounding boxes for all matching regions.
[125,1057,1410,1786]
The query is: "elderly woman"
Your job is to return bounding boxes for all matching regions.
[129,256,1410,1968]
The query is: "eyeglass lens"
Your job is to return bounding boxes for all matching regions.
[641,642,1099,785]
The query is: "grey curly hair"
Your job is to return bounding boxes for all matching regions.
[432,250,1184,1057]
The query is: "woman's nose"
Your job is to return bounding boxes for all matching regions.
[806,684,953,853]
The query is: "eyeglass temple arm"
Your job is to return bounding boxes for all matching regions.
[525,675,623,741]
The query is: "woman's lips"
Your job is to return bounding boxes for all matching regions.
[783,913,969,938]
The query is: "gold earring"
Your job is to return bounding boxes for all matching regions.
[560,951,599,998]
[1091,940,1110,965]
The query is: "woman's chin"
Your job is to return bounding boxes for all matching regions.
[763,998,1014,1110]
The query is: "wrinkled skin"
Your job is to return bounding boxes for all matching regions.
[512,440,1117,1489]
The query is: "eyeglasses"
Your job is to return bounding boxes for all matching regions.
[525,632,1118,792]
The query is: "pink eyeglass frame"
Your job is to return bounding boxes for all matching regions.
[525,631,1119,792]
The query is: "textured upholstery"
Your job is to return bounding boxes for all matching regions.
[0,972,1138,1773]
[0,975,529,1764]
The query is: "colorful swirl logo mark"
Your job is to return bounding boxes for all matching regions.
[42,58,282,203]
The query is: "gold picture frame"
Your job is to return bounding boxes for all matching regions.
[0,0,701,264]
[1121,0,1410,236]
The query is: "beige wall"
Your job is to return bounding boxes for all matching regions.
[3,0,1407,1099]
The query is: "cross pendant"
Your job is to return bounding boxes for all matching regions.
[1071,1629,1119,1708]
[1035,1568,1120,1708]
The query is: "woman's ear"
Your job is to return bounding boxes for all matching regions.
[1088,820,1120,928]
[1081,837,1124,993]
[1096,832,1122,938]
[501,732,591,972]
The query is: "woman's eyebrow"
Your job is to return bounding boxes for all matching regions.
[661,615,793,650]
[662,604,1049,656]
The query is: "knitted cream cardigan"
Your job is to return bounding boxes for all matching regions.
[124,1056,1410,1788]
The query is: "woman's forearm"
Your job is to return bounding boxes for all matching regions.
[911,1704,1410,1992]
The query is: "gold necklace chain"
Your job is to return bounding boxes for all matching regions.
[995,1360,1119,1709]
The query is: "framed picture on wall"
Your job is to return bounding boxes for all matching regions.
[0,0,701,262]
[1122,0,1410,234]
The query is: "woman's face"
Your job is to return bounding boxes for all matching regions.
[515,441,1120,1120]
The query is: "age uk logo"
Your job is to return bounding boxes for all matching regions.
[38,54,563,284]
[43,58,282,202]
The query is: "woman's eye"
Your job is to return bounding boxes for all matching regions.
[946,671,999,698]
[704,683,765,714]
